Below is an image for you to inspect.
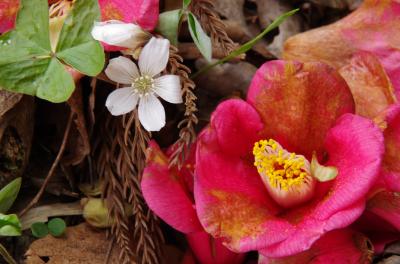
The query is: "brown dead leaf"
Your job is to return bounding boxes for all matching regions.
[256,0,303,58]
[64,85,90,166]
[195,59,257,96]
[25,223,120,264]
[0,94,34,187]
[310,0,362,9]
[0,90,22,117]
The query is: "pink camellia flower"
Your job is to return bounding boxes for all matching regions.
[283,0,400,99]
[141,141,245,264]
[194,60,385,258]
[261,104,400,263]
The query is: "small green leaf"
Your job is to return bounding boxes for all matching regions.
[156,9,182,46]
[47,218,66,237]
[183,0,192,9]
[0,214,21,236]
[0,0,104,103]
[56,0,105,76]
[187,12,212,62]
[0,178,21,214]
[192,8,299,78]
[311,152,338,182]
[31,222,48,238]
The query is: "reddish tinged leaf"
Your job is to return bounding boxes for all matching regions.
[259,229,373,264]
[339,52,397,119]
[186,231,245,264]
[367,190,400,230]
[64,86,90,165]
[0,0,19,33]
[247,60,355,158]
[283,0,400,99]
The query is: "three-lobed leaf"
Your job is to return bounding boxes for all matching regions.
[0,0,105,103]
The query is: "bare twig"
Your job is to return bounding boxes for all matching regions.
[19,111,73,216]
[167,45,198,168]
[190,0,236,56]
[0,243,16,264]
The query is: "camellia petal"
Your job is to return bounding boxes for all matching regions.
[283,0,400,98]
[141,141,203,233]
[247,60,355,158]
[259,229,373,264]
[153,75,183,104]
[0,0,19,33]
[105,87,138,116]
[99,0,158,30]
[138,94,165,131]
[338,52,397,119]
[139,37,170,77]
[104,56,139,84]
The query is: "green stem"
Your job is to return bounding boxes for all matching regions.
[191,8,299,79]
[0,243,17,264]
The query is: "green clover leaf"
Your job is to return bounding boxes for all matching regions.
[0,0,105,103]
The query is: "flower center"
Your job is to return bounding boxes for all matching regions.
[133,75,154,96]
[253,139,316,208]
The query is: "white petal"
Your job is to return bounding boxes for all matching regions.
[105,56,139,84]
[153,75,182,104]
[91,20,146,49]
[138,94,166,131]
[105,87,138,116]
[139,37,170,77]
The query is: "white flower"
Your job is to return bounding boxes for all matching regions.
[91,20,149,49]
[105,37,183,132]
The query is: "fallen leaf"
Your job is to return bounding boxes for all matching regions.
[25,223,120,263]
[64,86,90,166]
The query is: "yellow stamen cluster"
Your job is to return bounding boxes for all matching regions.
[253,139,310,191]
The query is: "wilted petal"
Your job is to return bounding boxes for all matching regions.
[91,20,148,50]
[283,0,400,98]
[138,94,165,131]
[139,37,170,77]
[0,0,19,33]
[259,229,373,264]
[105,87,138,116]
[153,75,182,104]
[367,190,400,230]
[105,56,139,84]
[338,52,397,119]
[99,0,158,31]
[141,141,203,233]
[247,60,355,158]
